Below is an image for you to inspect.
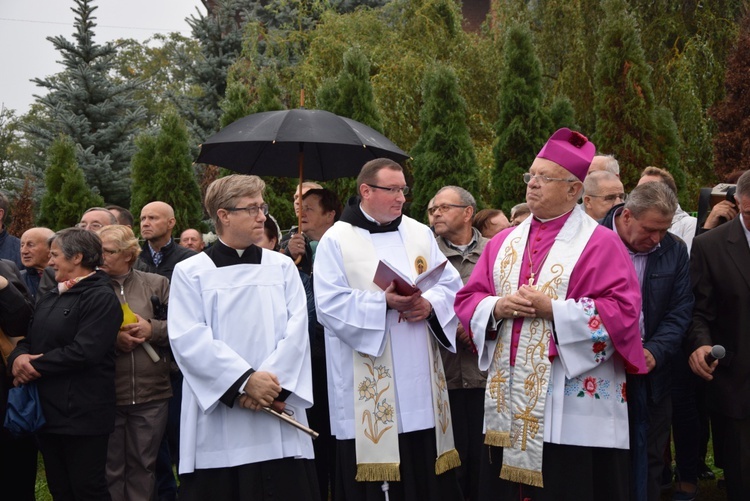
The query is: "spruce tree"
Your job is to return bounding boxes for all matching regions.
[710,10,750,180]
[491,24,552,213]
[23,0,146,206]
[130,113,204,236]
[38,135,104,230]
[174,0,248,142]
[410,63,480,222]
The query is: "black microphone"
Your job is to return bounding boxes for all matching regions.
[704,345,726,365]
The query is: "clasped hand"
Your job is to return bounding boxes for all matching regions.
[116,313,153,352]
[238,371,285,412]
[384,282,431,322]
[12,353,43,386]
[493,285,553,321]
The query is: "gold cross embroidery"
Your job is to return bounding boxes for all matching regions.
[488,369,508,413]
[513,405,539,451]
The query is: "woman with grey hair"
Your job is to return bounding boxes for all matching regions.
[9,227,123,500]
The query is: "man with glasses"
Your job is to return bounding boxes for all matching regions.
[431,185,489,501]
[314,158,464,499]
[583,170,626,221]
[456,128,646,500]
[168,175,317,500]
[77,207,117,232]
[600,182,693,501]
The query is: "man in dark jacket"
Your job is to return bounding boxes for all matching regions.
[0,259,35,500]
[136,201,195,282]
[600,182,693,501]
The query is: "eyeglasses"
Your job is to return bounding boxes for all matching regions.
[367,184,410,195]
[523,173,577,185]
[77,222,104,230]
[428,204,469,215]
[102,248,122,255]
[224,204,269,217]
[588,193,627,203]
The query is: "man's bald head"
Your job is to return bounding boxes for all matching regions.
[20,227,55,270]
[588,155,620,176]
[140,201,177,250]
[142,201,175,219]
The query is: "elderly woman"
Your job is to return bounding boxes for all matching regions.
[9,228,122,500]
[97,225,171,501]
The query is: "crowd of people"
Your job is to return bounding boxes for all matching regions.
[0,127,748,501]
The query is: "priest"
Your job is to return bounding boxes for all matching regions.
[314,158,464,500]
[168,174,318,500]
[455,129,647,501]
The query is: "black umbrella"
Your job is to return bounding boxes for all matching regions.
[196,109,410,181]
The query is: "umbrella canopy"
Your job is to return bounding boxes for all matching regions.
[196,109,410,180]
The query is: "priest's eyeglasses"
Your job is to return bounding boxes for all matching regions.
[588,193,628,203]
[428,204,469,215]
[225,204,269,217]
[523,173,577,185]
[367,184,410,195]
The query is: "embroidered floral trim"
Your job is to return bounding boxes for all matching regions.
[564,375,611,400]
[581,297,610,364]
[357,354,395,444]
[432,341,451,434]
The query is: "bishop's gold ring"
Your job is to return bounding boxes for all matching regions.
[513,310,518,318]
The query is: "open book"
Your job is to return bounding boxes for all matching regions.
[373,259,448,296]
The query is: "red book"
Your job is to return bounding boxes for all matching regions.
[373,259,448,296]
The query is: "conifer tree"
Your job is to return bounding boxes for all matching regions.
[318,47,384,133]
[662,42,715,201]
[710,10,750,180]
[492,24,552,213]
[316,47,385,207]
[174,0,247,142]
[217,68,294,230]
[38,135,104,230]
[593,0,679,188]
[130,114,204,236]
[23,0,146,206]
[410,63,480,221]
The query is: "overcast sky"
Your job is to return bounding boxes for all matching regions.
[0,0,205,115]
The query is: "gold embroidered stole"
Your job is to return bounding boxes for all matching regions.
[334,216,459,481]
[484,207,597,487]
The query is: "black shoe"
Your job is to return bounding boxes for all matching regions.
[697,462,715,481]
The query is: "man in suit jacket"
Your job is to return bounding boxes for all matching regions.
[687,170,750,501]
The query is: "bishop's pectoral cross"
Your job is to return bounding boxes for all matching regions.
[528,275,535,288]
[514,405,540,451]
